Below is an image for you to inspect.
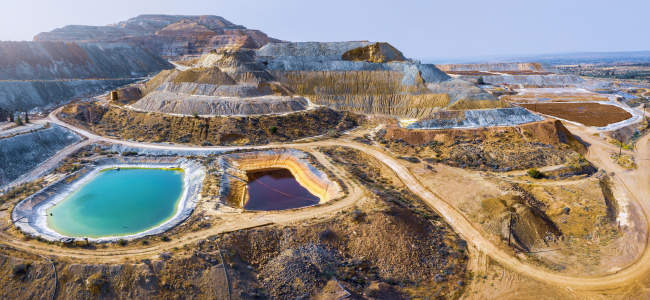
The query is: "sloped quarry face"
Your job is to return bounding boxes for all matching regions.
[217,149,340,210]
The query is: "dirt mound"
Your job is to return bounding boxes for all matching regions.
[342,42,406,63]
[481,194,561,251]
[171,67,237,85]
[260,244,339,299]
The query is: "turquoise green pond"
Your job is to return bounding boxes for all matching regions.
[46,168,185,238]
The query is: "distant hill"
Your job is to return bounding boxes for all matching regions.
[34,15,285,57]
[425,51,650,65]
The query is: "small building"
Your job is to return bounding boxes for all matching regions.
[110,91,119,101]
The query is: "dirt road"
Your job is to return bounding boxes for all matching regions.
[4,108,650,293]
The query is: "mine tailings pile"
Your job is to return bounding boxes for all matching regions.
[0,41,172,112]
[126,42,511,119]
[217,149,340,210]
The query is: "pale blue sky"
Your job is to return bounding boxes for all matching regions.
[0,0,647,60]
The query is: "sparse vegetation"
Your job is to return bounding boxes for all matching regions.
[527,167,544,179]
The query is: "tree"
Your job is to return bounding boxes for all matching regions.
[270,126,278,133]
[24,111,29,123]
[527,167,544,179]
[15,115,23,126]
[477,76,485,85]
[9,110,14,123]
[614,135,626,155]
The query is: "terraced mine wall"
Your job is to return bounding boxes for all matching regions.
[0,41,172,111]
[217,149,340,209]
[0,124,81,187]
[12,157,205,242]
[408,107,544,129]
[0,42,171,80]
[254,42,508,115]
[269,70,450,118]
[0,79,136,111]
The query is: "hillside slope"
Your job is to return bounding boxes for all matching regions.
[0,41,171,80]
[0,41,172,111]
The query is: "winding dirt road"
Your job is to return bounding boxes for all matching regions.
[4,108,650,294]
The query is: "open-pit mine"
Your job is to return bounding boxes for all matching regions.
[0,13,649,300]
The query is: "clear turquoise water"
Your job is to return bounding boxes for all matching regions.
[46,168,185,238]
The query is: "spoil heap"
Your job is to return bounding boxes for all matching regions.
[130,48,311,116]
[34,15,284,57]
[131,42,517,119]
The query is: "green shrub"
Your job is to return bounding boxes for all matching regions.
[527,167,544,179]
[117,239,127,246]
[87,273,108,294]
[160,235,170,242]
[477,76,485,85]
[270,126,278,133]
[192,111,199,119]
[15,115,23,126]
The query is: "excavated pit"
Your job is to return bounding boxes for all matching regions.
[244,168,320,210]
[218,149,340,210]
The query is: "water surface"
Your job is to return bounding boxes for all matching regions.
[245,168,319,211]
[47,168,184,238]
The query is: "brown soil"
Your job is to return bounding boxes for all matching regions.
[520,103,632,126]
[59,102,359,146]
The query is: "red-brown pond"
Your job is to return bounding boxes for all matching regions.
[244,168,319,211]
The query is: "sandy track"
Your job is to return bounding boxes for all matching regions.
[4,108,650,293]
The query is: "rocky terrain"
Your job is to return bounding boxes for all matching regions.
[34,15,284,57]
[380,119,587,171]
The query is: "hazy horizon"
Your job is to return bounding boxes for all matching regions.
[1,0,648,61]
